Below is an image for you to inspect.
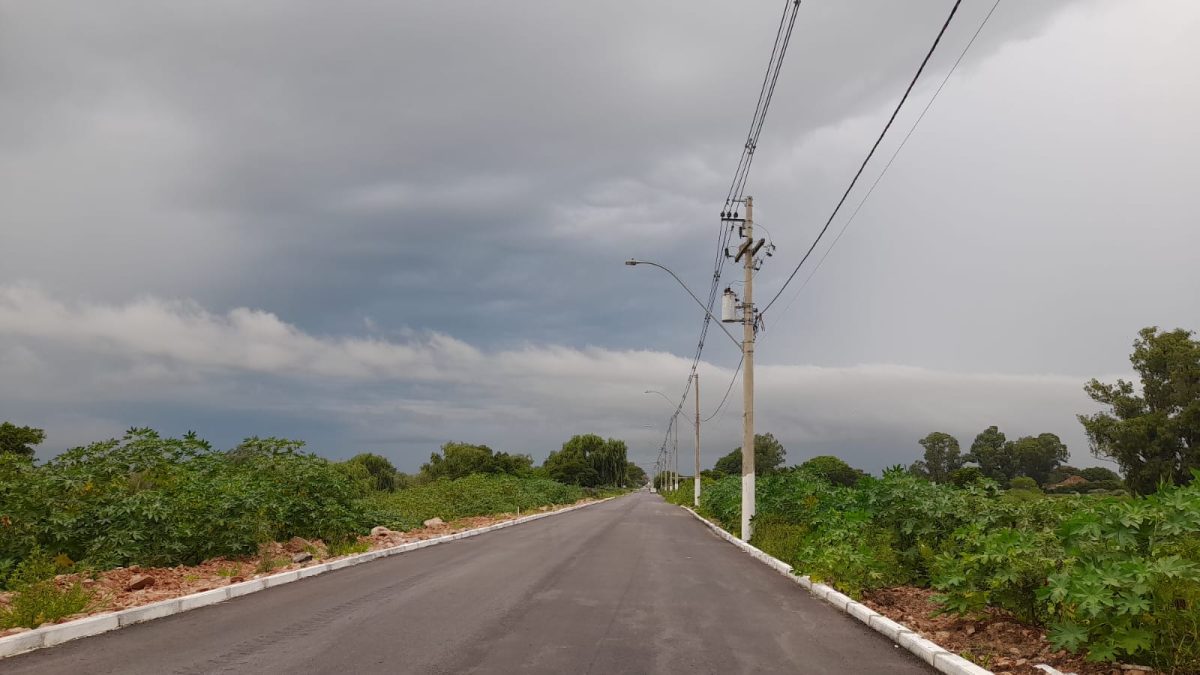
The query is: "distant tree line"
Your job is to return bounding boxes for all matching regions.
[907,427,1072,487]
[3,426,645,493]
[905,326,1198,495]
[5,327,1193,496]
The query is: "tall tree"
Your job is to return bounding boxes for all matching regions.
[968,425,1016,482]
[1009,433,1069,485]
[624,462,647,487]
[542,434,627,487]
[712,433,786,475]
[343,453,400,491]
[0,422,45,459]
[1079,327,1200,493]
[910,432,964,483]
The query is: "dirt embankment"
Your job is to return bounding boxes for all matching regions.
[863,586,1158,675]
[0,502,587,639]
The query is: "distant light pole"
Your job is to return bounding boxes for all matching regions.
[645,388,700,505]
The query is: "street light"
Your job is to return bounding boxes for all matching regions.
[625,260,740,348]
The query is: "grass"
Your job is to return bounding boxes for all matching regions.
[0,548,93,630]
[215,565,243,578]
[326,540,370,557]
[254,557,283,575]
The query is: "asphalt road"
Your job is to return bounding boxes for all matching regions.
[5,492,932,674]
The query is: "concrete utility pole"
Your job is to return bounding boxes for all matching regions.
[672,416,679,491]
[625,228,765,528]
[741,196,756,541]
[693,373,701,507]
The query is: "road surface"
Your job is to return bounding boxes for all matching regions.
[5,492,932,674]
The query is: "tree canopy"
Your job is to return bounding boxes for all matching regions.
[420,442,533,481]
[542,434,629,487]
[1008,433,1069,486]
[1079,326,1199,494]
[798,455,865,487]
[712,433,786,476]
[909,431,964,483]
[0,422,45,459]
[968,426,1014,482]
[625,462,647,487]
[343,453,401,492]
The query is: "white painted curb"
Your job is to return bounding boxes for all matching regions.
[0,496,617,660]
[680,506,992,675]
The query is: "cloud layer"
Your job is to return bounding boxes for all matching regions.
[0,286,1110,472]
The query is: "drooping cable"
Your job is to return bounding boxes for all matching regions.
[760,0,964,316]
[771,0,1001,319]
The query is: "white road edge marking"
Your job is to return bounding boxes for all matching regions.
[679,505,993,675]
[0,497,617,660]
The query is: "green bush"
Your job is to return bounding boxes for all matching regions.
[948,466,985,487]
[1042,475,1200,671]
[0,429,366,575]
[0,547,93,629]
[932,525,1061,623]
[363,474,583,531]
[1009,476,1040,492]
[683,464,1198,670]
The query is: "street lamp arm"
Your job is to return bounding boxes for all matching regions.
[643,390,699,430]
[625,259,741,349]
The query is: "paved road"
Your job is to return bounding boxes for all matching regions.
[5,493,931,674]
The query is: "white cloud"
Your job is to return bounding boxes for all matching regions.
[0,286,1113,470]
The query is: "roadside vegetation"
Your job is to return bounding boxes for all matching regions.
[0,427,636,629]
[663,327,1200,672]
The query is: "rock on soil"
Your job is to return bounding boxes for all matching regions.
[285,537,312,553]
[423,517,445,528]
[291,552,313,564]
[370,526,394,537]
[124,574,155,591]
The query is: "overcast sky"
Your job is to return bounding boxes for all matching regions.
[2,0,1197,473]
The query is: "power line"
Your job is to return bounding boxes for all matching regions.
[760,0,964,316]
[725,0,801,204]
[652,0,803,456]
[773,0,1001,319]
[702,357,743,423]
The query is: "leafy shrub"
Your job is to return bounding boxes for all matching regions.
[684,463,1200,669]
[1009,476,1040,492]
[932,526,1061,623]
[363,474,583,531]
[1042,475,1200,670]
[0,547,93,629]
[341,453,401,492]
[1079,467,1122,483]
[948,466,985,487]
[0,430,365,573]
